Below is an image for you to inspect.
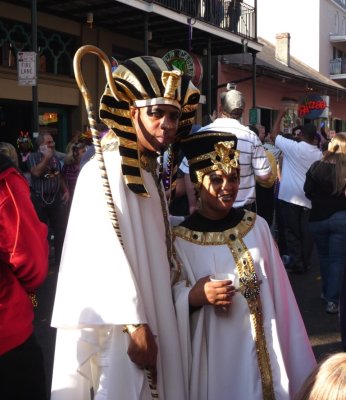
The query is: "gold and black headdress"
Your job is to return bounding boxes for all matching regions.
[99,56,200,196]
[180,131,240,187]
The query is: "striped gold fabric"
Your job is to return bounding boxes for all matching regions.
[100,55,200,196]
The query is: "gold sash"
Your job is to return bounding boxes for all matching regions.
[173,210,275,399]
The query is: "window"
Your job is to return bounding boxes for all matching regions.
[0,18,77,76]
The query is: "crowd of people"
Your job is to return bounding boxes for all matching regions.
[1,49,346,400]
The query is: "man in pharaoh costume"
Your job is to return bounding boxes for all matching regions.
[172,131,316,399]
[50,55,200,399]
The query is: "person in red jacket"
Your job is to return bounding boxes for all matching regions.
[0,152,49,400]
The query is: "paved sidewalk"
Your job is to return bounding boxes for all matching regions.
[34,256,58,399]
[288,261,342,361]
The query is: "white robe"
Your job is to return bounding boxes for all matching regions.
[173,213,316,400]
[50,146,186,400]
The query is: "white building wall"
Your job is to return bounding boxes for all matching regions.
[320,0,335,75]
[252,0,320,71]
[249,0,346,75]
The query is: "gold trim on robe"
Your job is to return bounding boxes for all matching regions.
[173,210,276,400]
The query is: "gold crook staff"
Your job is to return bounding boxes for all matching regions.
[73,45,123,245]
[73,45,159,399]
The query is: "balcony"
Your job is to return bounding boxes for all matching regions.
[330,58,346,86]
[6,0,259,57]
[330,58,346,75]
[153,0,256,40]
[329,34,346,55]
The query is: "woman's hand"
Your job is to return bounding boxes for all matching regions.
[188,275,235,309]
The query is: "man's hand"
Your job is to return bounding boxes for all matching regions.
[40,145,54,159]
[30,147,54,177]
[269,109,287,143]
[61,190,70,205]
[127,324,158,385]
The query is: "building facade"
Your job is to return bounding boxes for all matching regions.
[2,0,345,149]
[223,0,346,132]
[0,0,260,151]
[252,0,346,86]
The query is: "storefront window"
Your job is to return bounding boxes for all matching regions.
[39,112,59,147]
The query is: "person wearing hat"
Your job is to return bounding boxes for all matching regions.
[172,131,316,399]
[50,55,199,400]
[197,87,272,211]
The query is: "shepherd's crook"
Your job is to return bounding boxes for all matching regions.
[73,44,159,399]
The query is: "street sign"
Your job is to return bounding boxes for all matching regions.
[17,52,37,86]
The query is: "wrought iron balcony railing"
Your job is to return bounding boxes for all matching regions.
[330,58,346,75]
[153,0,256,40]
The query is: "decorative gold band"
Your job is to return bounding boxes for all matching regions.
[228,225,275,400]
[134,97,181,110]
[173,211,275,399]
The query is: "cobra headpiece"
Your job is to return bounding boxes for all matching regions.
[179,131,240,187]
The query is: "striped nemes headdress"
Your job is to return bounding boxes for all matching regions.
[180,131,240,187]
[100,56,200,196]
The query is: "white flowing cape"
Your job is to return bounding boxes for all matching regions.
[173,214,316,400]
[51,148,186,400]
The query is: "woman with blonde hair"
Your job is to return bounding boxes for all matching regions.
[0,142,19,167]
[304,132,346,315]
[328,131,346,152]
[294,352,346,400]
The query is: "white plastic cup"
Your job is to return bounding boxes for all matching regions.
[210,273,235,283]
[210,273,236,317]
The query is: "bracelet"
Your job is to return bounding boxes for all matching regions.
[29,292,38,307]
[122,323,144,334]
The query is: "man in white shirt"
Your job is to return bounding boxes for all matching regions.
[197,88,272,209]
[271,123,322,273]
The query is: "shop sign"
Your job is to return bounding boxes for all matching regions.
[162,49,203,87]
[17,52,37,86]
[298,94,329,119]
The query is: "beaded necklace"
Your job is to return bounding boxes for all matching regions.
[163,145,173,191]
[40,155,60,205]
[140,151,181,282]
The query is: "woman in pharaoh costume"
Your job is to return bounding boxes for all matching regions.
[172,130,316,400]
